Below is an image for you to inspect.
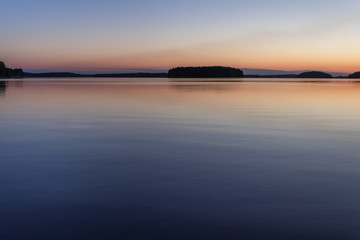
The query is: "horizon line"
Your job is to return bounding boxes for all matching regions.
[22,67,350,76]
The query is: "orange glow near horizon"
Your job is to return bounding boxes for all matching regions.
[5,36,360,74]
[8,52,359,74]
[4,27,360,74]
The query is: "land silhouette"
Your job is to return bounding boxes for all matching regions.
[2,60,360,79]
[22,69,360,79]
[25,72,168,78]
[0,61,24,78]
[296,71,333,79]
[168,66,244,78]
[348,72,360,78]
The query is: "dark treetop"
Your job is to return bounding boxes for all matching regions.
[348,72,360,79]
[0,61,24,78]
[168,66,244,78]
[295,71,333,79]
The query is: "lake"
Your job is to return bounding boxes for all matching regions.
[1,78,360,239]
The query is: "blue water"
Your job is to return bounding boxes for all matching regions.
[1,79,360,239]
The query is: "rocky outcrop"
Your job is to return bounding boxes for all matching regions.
[348,72,360,79]
[296,71,333,78]
[168,66,244,78]
[0,61,24,78]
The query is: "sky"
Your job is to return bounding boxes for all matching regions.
[1,0,360,73]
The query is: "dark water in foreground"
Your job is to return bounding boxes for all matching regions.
[1,78,360,239]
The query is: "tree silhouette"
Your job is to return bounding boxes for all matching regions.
[0,61,24,78]
[296,71,333,78]
[349,72,360,78]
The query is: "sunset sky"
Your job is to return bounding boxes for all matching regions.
[1,0,360,73]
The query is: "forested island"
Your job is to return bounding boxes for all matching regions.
[168,66,244,78]
[295,71,333,78]
[0,61,24,78]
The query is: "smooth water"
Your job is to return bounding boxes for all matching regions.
[1,78,360,239]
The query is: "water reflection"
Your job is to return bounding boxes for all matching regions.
[171,83,236,92]
[0,81,7,94]
[1,79,360,240]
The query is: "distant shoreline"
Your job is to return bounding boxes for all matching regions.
[1,61,357,79]
[23,72,169,78]
[22,72,351,79]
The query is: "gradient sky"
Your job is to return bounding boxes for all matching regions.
[1,0,360,73]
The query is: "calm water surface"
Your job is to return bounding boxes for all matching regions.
[1,78,360,239]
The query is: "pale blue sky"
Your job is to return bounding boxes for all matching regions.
[1,0,360,72]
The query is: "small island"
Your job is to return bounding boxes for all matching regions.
[295,71,333,79]
[348,72,360,79]
[168,66,244,78]
[0,61,24,78]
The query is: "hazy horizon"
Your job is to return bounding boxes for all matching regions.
[2,0,360,73]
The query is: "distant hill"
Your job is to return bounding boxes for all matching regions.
[348,72,360,79]
[242,68,347,77]
[296,71,333,78]
[168,66,243,78]
[0,61,24,78]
